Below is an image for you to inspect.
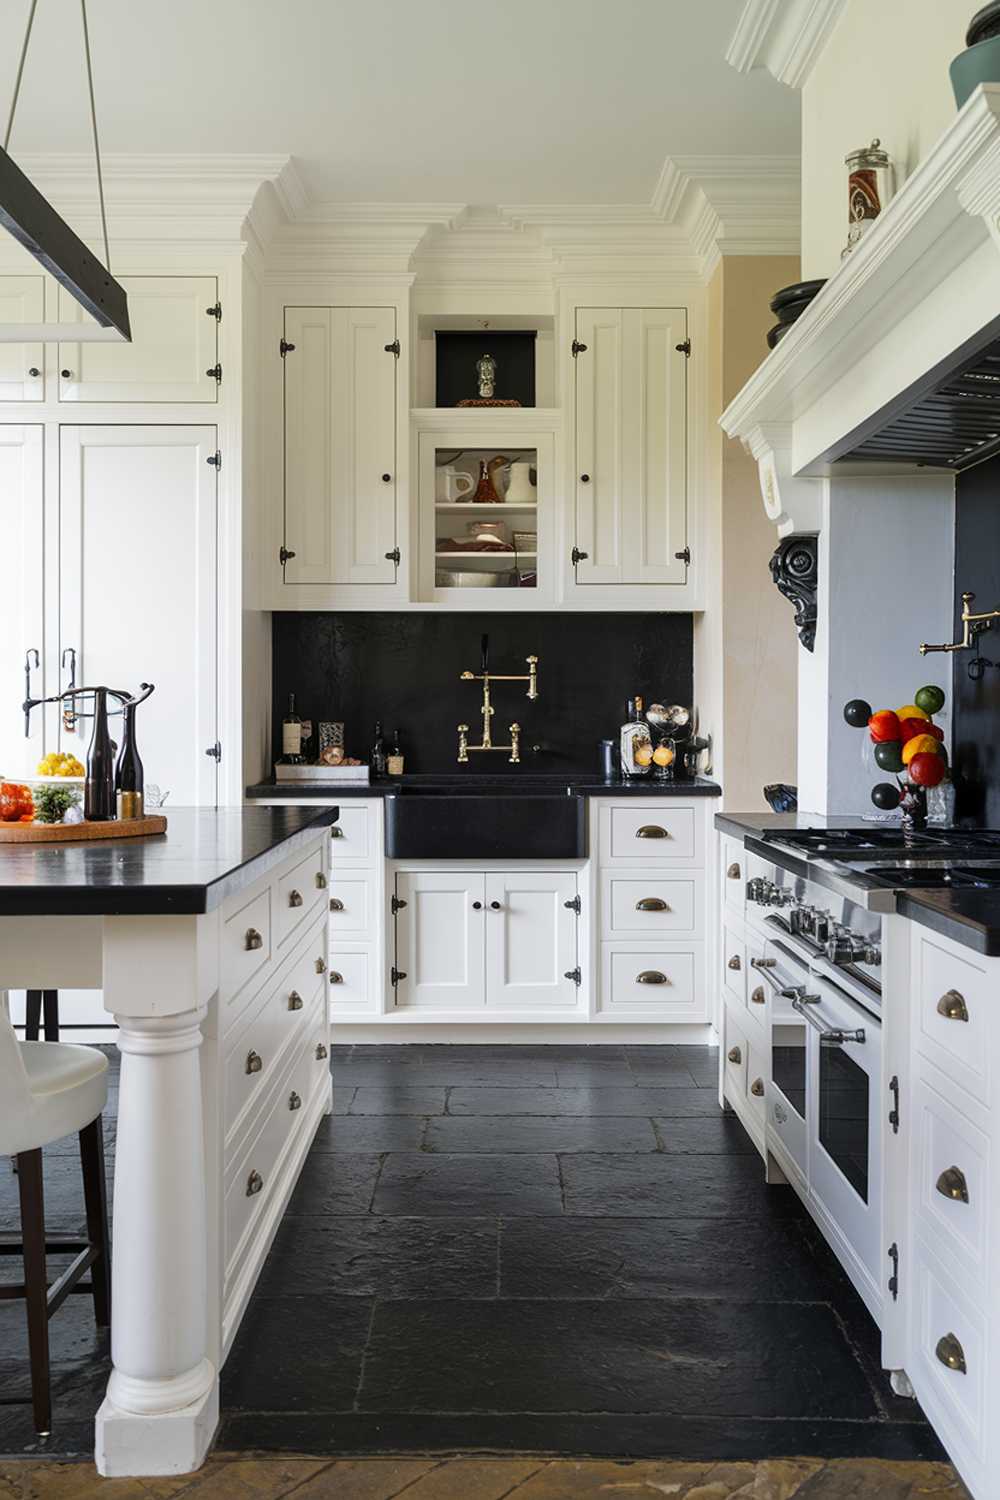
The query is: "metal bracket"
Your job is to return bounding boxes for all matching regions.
[571,339,587,357]
[564,895,581,914]
[391,967,407,986]
[206,362,222,383]
[571,546,588,566]
[384,339,400,357]
[279,545,296,566]
[385,547,401,566]
[676,338,691,357]
[564,966,582,985]
[279,338,295,357]
[205,741,222,762]
[391,895,407,914]
[889,1075,900,1135]
[674,547,691,566]
[888,1242,899,1302]
[206,301,222,321]
[207,450,221,469]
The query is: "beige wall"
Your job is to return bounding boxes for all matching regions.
[801,0,967,278]
[715,255,800,812]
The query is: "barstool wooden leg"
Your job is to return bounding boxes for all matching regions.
[42,991,59,1043]
[79,1118,111,1329]
[16,1147,51,1436]
[24,991,41,1042]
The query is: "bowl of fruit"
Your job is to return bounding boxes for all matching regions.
[844,684,948,831]
[35,750,85,781]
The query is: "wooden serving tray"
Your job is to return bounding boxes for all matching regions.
[0,815,167,843]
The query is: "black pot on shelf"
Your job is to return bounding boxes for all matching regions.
[952,3,1000,106]
[968,2,1000,45]
[765,279,827,352]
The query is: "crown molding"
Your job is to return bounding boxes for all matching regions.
[726,0,849,89]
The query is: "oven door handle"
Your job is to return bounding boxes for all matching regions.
[792,993,865,1045]
[750,959,807,1001]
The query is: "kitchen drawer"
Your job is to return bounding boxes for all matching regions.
[599,945,703,1020]
[745,1033,767,1127]
[914,932,990,1106]
[914,1075,989,1285]
[721,835,746,911]
[598,802,702,866]
[330,803,377,864]
[723,1006,749,1103]
[275,843,327,949]
[328,874,372,937]
[221,886,272,1011]
[602,871,699,939]
[328,946,377,1015]
[723,923,746,1004]
[910,1238,986,1463]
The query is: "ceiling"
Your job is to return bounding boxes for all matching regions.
[0,0,800,206]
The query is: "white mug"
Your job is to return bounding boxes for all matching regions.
[437,465,475,502]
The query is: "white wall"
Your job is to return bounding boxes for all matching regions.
[801,0,968,278]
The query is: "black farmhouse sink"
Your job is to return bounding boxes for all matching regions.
[384,790,587,859]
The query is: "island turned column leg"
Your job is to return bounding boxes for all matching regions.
[95,1006,217,1476]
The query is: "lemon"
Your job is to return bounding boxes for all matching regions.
[634,743,653,767]
[652,744,674,767]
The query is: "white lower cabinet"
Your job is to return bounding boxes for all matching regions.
[0,425,45,779]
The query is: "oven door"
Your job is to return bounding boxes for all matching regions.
[752,937,809,1183]
[801,971,883,1304]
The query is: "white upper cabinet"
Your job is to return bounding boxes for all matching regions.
[57,276,220,403]
[0,426,44,779]
[282,305,398,586]
[573,307,687,587]
[0,276,44,401]
[58,425,219,806]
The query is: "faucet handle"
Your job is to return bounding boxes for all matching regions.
[509,722,521,764]
[457,724,470,764]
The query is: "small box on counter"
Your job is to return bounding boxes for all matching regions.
[274,763,370,784]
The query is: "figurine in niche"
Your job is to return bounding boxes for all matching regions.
[472,454,509,504]
[476,351,497,399]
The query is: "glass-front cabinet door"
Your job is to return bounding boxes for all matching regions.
[417,427,555,605]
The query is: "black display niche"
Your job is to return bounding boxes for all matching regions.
[953,453,1000,825]
[271,612,694,775]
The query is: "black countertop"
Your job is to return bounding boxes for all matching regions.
[897,890,1000,958]
[248,774,722,800]
[0,806,340,917]
[715,811,875,839]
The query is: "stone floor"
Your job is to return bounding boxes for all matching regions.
[0,1457,972,1498]
[0,1042,957,1480]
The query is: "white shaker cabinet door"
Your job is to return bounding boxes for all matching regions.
[0,426,45,778]
[58,426,219,806]
[573,308,624,585]
[0,276,44,400]
[283,305,398,586]
[57,276,219,402]
[393,871,486,1010]
[484,872,580,1010]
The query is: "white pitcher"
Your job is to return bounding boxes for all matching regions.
[437,465,475,502]
[505,462,536,505]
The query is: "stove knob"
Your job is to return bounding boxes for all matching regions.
[746,877,766,904]
[789,905,812,936]
[812,910,832,943]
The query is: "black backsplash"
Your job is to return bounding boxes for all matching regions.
[953,454,1000,825]
[271,612,693,775]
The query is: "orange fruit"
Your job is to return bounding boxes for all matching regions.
[652,744,674,767]
[901,734,941,765]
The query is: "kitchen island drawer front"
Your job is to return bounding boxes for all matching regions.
[331,803,377,864]
[910,1240,986,1465]
[914,932,990,1105]
[723,923,747,1005]
[328,875,372,937]
[328,947,375,1015]
[723,1006,749,1103]
[721,834,745,912]
[222,887,273,1010]
[603,873,699,939]
[600,946,703,1020]
[599,802,702,866]
[914,1076,989,1283]
[276,843,327,949]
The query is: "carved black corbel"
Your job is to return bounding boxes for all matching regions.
[769,534,818,652]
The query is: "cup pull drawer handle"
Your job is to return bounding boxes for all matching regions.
[315,871,328,889]
[330,826,344,838]
[727,954,741,970]
[750,1077,765,1097]
[636,825,669,839]
[329,970,344,985]
[246,1170,263,1197]
[727,1046,742,1064]
[937,989,969,1023]
[315,957,327,974]
[751,985,766,1005]
[244,927,263,951]
[637,970,669,985]
[330,898,345,912]
[288,1091,302,1111]
[637,897,669,912]
[288,889,303,908]
[287,990,304,1011]
[315,1042,329,1061]
[727,862,741,879]
[936,1166,970,1204]
[245,1050,263,1075]
[935,1333,967,1374]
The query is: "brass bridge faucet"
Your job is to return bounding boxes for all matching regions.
[457,637,538,764]
[921,592,1000,655]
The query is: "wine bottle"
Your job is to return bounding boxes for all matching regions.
[85,687,116,821]
[619,694,651,779]
[282,693,304,764]
[387,728,404,777]
[371,721,387,778]
[115,701,144,820]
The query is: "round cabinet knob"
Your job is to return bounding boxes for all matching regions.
[246,1169,264,1197]
[472,900,483,910]
[245,1049,263,1075]
[330,897,344,912]
[288,1091,302,1111]
[727,1046,742,1065]
[287,990,304,1011]
[27,366,40,378]
[381,472,392,482]
[580,473,590,483]
[315,1042,329,1061]
[288,888,303,908]
[60,368,72,379]
[244,927,263,951]
[750,1077,765,1097]
[490,900,502,910]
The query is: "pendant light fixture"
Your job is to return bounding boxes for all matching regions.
[0,0,130,342]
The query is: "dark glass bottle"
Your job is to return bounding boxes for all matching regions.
[85,687,116,821]
[115,702,145,820]
[282,693,304,764]
[371,721,387,779]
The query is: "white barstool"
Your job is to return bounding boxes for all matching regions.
[0,1007,111,1435]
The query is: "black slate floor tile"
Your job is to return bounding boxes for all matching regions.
[357,1298,880,1419]
[286,1153,383,1215]
[651,1114,759,1153]
[372,1154,563,1216]
[256,1216,498,1299]
[222,1293,372,1411]
[338,1059,560,1088]
[552,1060,637,1086]
[309,1113,428,1153]
[0,1154,92,1233]
[448,1086,721,1117]
[0,1294,109,1371]
[499,1216,843,1301]
[349,1086,448,1115]
[559,1152,805,1218]
[424,1115,658,1154]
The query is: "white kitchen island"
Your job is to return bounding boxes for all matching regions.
[0,806,338,1475]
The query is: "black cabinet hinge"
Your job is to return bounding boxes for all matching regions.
[207,450,222,469]
[279,545,296,566]
[384,339,400,357]
[391,895,407,914]
[889,1075,900,1135]
[674,547,691,566]
[385,547,401,566]
[571,546,588,567]
[205,741,222,762]
[571,339,587,357]
[888,1242,899,1302]
[564,895,581,914]
[206,363,222,383]
[206,301,222,321]
[564,966,582,986]
[676,338,691,357]
[279,338,295,357]
[391,967,407,987]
